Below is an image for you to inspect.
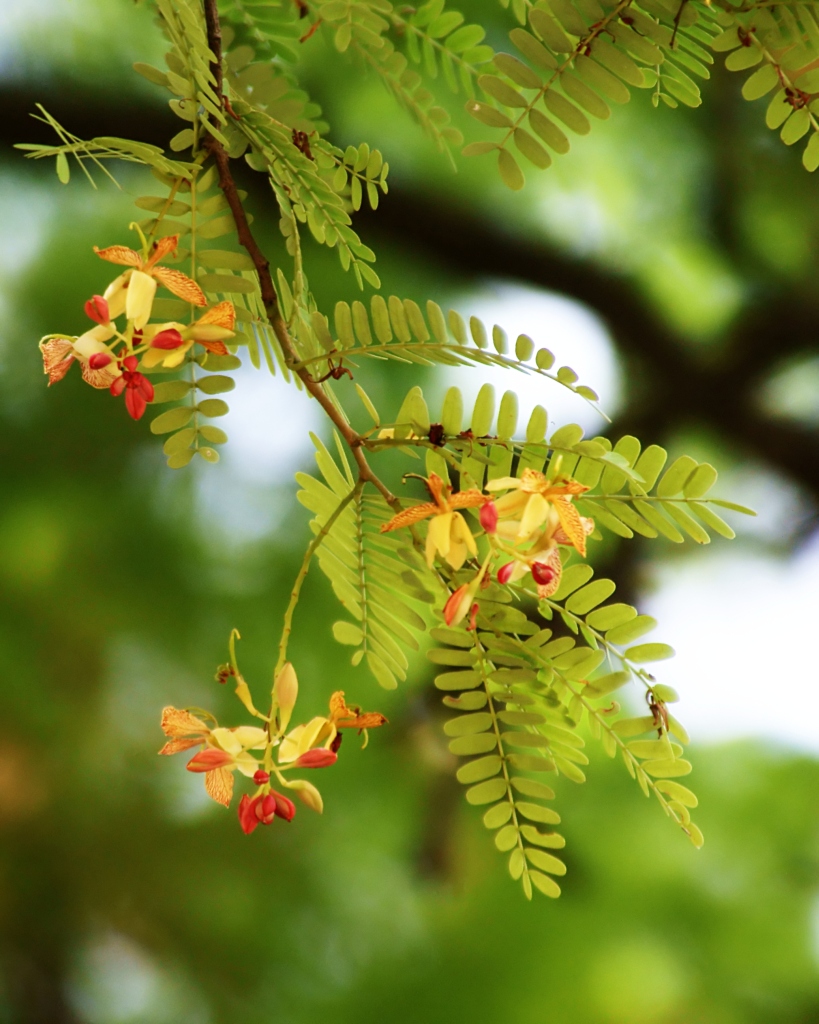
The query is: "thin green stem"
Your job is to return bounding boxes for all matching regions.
[273,480,362,682]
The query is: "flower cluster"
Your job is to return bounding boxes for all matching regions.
[381,469,595,628]
[159,659,387,835]
[38,233,236,420]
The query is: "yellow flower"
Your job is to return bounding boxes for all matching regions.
[94,234,207,329]
[139,301,236,369]
[486,469,591,554]
[277,690,388,763]
[380,473,486,569]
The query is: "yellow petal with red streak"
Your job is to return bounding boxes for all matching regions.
[205,766,234,807]
[553,496,587,556]
[158,737,201,756]
[449,489,486,510]
[161,706,210,738]
[40,339,74,385]
[153,265,207,306]
[380,502,439,533]
[81,362,121,390]
[146,235,180,268]
[94,245,141,267]
[197,300,236,330]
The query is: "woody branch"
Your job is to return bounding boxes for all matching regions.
[202,0,397,507]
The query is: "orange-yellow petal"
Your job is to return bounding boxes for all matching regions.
[380,501,439,532]
[153,265,207,306]
[197,300,236,331]
[197,338,229,356]
[158,736,201,756]
[205,766,234,807]
[449,489,486,510]
[94,244,141,268]
[160,706,210,738]
[145,234,180,268]
[553,496,588,556]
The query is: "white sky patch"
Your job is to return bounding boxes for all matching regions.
[194,360,321,540]
[643,532,819,753]
[430,283,620,436]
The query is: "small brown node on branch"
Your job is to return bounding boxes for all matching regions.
[785,86,810,109]
[292,129,315,160]
[310,356,353,383]
[293,0,309,16]
[737,25,755,46]
[428,423,445,447]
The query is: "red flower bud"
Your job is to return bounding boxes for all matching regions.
[88,352,112,369]
[258,794,277,824]
[273,792,296,821]
[294,748,338,769]
[125,388,147,421]
[444,584,471,627]
[84,295,110,325]
[497,562,515,585]
[253,769,270,785]
[123,355,139,372]
[466,602,479,632]
[479,500,498,534]
[110,376,126,397]
[150,328,184,350]
[531,561,556,586]
[238,794,260,834]
[186,747,233,772]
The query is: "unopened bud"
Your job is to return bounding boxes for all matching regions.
[88,352,112,369]
[466,603,479,632]
[253,769,270,785]
[287,779,324,814]
[497,562,515,585]
[531,562,556,586]
[274,662,299,733]
[444,584,473,627]
[123,355,138,372]
[479,500,498,534]
[294,748,338,769]
[186,747,233,772]
[273,792,296,821]
[258,794,277,824]
[84,295,110,325]
[150,328,184,350]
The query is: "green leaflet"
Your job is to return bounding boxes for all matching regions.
[296,299,602,409]
[296,434,433,689]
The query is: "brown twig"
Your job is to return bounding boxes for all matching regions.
[201,0,397,508]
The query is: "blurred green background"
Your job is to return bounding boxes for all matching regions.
[1,1,819,1021]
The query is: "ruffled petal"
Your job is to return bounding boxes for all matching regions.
[40,339,75,385]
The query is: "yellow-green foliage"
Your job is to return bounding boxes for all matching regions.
[16,0,764,899]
